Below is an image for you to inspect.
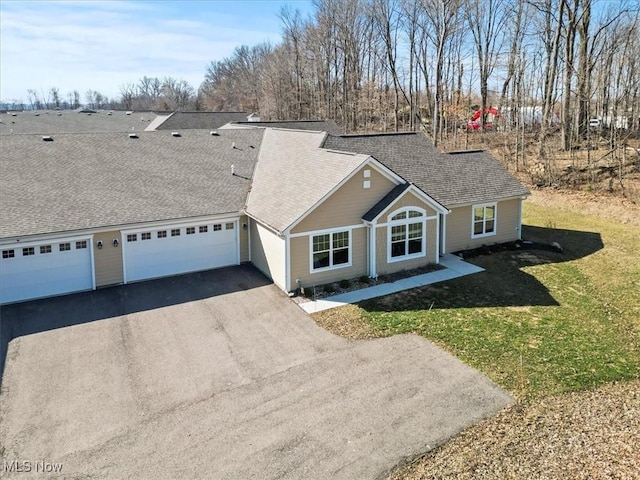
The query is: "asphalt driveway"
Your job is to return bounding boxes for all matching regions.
[0,265,512,479]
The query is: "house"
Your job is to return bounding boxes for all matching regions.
[0,121,529,304]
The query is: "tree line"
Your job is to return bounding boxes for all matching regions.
[200,0,639,150]
[9,0,639,162]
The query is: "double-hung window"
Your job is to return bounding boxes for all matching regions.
[388,209,425,262]
[311,230,351,272]
[472,203,496,238]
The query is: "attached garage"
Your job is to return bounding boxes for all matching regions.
[0,238,94,304]
[122,220,239,283]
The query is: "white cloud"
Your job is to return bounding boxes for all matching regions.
[0,0,301,102]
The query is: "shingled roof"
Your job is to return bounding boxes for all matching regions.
[322,133,529,206]
[0,110,158,135]
[246,129,370,232]
[231,120,341,135]
[153,111,249,130]
[0,129,263,238]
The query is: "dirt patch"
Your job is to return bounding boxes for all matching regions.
[311,305,382,340]
[528,188,640,227]
[389,380,640,480]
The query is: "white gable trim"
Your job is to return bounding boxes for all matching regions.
[365,185,449,225]
[283,156,404,235]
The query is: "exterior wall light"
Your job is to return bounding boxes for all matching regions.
[97,240,103,249]
[113,239,119,247]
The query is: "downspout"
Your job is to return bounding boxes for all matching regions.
[435,215,440,264]
[441,214,447,255]
[89,234,97,290]
[285,233,291,292]
[369,221,377,278]
[517,198,524,240]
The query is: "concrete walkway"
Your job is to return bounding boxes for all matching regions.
[300,253,484,313]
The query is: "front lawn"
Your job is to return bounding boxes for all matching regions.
[313,201,640,399]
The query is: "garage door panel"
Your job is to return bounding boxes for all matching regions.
[123,225,238,283]
[0,241,93,304]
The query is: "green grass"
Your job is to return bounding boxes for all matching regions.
[354,202,640,399]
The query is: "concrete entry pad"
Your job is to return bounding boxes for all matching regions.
[301,253,485,313]
[1,265,511,479]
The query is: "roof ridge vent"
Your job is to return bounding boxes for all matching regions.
[42,135,53,141]
[447,149,484,155]
[129,133,139,139]
[210,130,219,136]
[171,131,181,137]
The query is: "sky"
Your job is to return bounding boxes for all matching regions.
[0,0,315,103]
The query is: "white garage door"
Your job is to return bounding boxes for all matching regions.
[123,221,238,283]
[0,239,93,304]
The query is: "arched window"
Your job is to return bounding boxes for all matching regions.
[387,208,426,262]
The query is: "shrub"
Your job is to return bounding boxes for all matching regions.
[339,279,350,289]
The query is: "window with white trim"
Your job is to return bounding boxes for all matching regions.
[157,230,167,238]
[472,203,496,238]
[186,227,195,235]
[2,249,15,259]
[213,224,222,231]
[23,247,35,256]
[127,234,137,242]
[199,225,208,233]
[40,245,52,254]
[76,240,87,249]
[59,243,71,251]
[171,229,180,237]
[311,230,351,271]
[387,208,426,262]
[141,232,151,240]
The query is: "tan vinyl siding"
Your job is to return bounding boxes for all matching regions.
[290,227,368,290]
[291,165,397,234]
[375,217,437,276]
[377,191,438,218]
[94,230,123,287]
[239,214,249,262]
[250,220,286,289]
[446,198,521,252]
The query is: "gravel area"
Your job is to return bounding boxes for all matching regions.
[389,380,640,480]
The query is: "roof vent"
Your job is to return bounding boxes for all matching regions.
[232,142,236,149]
[171,131,181,137]
[42,135,53,141]
[447,149,484,155]
[57,112,62,116]
[129,133,138,139]
[86,113,91,116]
[107,111,113,115]
[210,130,219,136]
[34,112,40,116]
[126,111,133,115]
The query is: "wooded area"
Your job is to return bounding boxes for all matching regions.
[9,0,640,196]
[199,0,640,196]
